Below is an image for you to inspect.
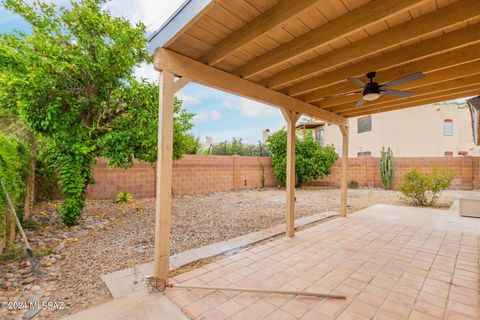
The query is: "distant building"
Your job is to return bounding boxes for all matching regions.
[204,136,213,148]
[302,103,480,157]
[262,129,270,143]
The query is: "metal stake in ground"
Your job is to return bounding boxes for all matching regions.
[146,277,346,299]
[0,178,42,274]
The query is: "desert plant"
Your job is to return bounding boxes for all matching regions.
[259,162,266,188]
[399,167,455,206]
[348,180,359,189]
[115,191,133,204]
[380,147,395,190]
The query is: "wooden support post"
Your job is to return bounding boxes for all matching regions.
[153,70,175,281]
[282,110,300,237]
[339,125,349,217]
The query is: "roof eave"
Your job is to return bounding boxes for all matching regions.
[147,0,212,55]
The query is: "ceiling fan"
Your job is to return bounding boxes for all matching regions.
[335,71,425,107]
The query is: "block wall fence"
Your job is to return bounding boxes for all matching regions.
[86,155,480,199]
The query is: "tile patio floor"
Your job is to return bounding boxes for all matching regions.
[165,212,479,320]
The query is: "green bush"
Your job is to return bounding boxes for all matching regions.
[0,133,30,239]
[399,167,455,206]
[267,130,338,186]
[115,191,133,204]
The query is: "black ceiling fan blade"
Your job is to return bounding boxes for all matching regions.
[356,98,366,107]
[348,77,366,88]
[381,89,415,97]
[381,72,425,87]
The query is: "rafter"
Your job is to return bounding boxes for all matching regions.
[286,23,480,97]
[327,74,480,114]
[311,48,480,106]
[342,86,480,117]
[153,48,346,125]
[232,0,425,79]
[262,0,480,90]
[201,0,320,66]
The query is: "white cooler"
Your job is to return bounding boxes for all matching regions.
[459,197,480,218]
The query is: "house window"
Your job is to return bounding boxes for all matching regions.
[444,151,453,157]
[443,119,453,136]
[315,129,325,146]
[358,115,372,133]
[357,151,372,158]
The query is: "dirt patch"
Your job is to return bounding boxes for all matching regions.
[0,188,454,319]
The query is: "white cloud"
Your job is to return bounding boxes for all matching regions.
[193,109,221,122]
[177,93,201,106]
[134,62,158,83]
[223,97,279,118]
[105,0,184,33]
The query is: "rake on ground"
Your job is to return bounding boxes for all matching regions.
[0,178,42,274]
[146,277,346,299]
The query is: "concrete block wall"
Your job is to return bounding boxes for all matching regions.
[87,155,275,199]
[309,156,479,190]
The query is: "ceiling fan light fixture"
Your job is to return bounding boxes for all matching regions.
[363,92,380,101]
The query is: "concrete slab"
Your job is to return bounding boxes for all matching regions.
[350,204,480,234]
[164,205,479,320]
[63,291,188,320]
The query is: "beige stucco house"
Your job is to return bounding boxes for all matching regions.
[306,102,480,157]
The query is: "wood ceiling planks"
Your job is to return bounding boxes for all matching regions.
[156,0,480,120]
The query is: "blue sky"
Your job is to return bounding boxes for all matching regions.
[0,0,287,144]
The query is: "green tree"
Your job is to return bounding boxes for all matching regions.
[267,130,338,186]
[0,0,194,225]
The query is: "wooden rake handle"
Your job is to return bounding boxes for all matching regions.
[167,283,346,299]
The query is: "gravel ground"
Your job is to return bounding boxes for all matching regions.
[0,188,454,319]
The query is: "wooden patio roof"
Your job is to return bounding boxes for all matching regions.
[148,0,480,283]
[149,0,480,125]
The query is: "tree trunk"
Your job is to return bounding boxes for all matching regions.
[23,157,36,220]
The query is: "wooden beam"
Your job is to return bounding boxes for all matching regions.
[282,110,300,237]
[263,0,480,90]
[305,57,480,106]
[173,77,190,92]
[233,0,425,79]
[307,44,480,105]
[201,0,320,66]
[153,48,346,125]
[286,23,480,97]
[339,125,349,218]
[153,70,175,281]
[327,73,480,114]
[342,87,480,118]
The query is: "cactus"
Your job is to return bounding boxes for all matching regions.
[380,147,395,190]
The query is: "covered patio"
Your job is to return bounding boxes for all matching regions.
[165,206,479,319]
[144,0,480,319]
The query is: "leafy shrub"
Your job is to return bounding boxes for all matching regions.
[399,167,455,206]
[267,130,338,186]
[348,180,359,189]
[0,133,30,240]
[115,191,133,204]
